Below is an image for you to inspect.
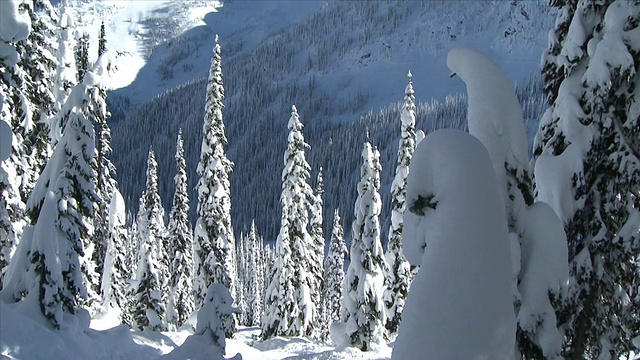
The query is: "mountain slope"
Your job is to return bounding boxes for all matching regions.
[107,1,554,242]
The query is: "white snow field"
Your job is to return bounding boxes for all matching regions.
[0,302,392,360]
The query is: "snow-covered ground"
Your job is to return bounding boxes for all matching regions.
[0,302,392,360]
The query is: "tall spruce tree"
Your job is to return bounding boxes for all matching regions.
[383,71,415,335]
[321,209,346,340]
[235,230,247,326]
[194,35,237,337]
[91,56,117,288]
[535,1,640,358]
[73,54,116,314]
[17,0,57,203]
[98,21,106,58]
[309,167,325,337]
[342,141,388,350]
[100,189,132,324]
[261,105,315,339]
[244,220,264,327]
[166,130,194,329]
[0,0,58,283]
[52,0,76,134]
[132,149,166,331]
[74,31,89,84]
[1,71,102,329]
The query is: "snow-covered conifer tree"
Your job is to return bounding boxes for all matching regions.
[100,189,132,324]
[393,130,516,359]
[535,1,640,358]
[235,231,247,326]
[98,21,106,58]
[340,141,388,350]
[1,70,102,329]
[262,105,315,339]
[0,0,58,276]
[196,284,240,354]
[132,149,166,331]
[262,243,274,299]
[448,47,569,358]
[16,0,57,199]
[52,0,76,124]
[321,209,346,340]
[74,31,89,84]
[309,167,325,336]
[0,0,32,289]
[0,119,14,289]
[383,71,415,335]
[194,35,237,337]
[91,68,117,285]
[244,221,264,326]
[166,130,194,329]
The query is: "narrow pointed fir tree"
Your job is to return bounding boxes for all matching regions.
[309,167,325,337]
[321,209,346,340]
[52,0,76,130]
[90,55,118,288]
[74,31,89,84]
[132,149,166,331]
[263,243,275,300]
[98,21,106,58]
[1,71,101,329]
[16,0,58,202]
[535,1,640,358]
[384,71,416,335]
[262,105,316,339]
[341,141,388,351]
[100,189,132,324]
[235,231,247,326]
[127,213,139,273]
[244,220,264,327]
[166,130,194,329]
[194,35,237,337]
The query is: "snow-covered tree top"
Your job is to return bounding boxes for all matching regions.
[396,129,515,359]
[108,189,126,232]
[446,47,529,177]
[288,105,302,130]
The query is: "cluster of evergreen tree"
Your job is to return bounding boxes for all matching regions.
[1,1,638,359]
[535,0,640,358]
[0,1,218,340]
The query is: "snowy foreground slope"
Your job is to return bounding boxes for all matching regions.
[0,302,390,360]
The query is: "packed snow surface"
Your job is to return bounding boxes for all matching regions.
[394,129,516,360]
